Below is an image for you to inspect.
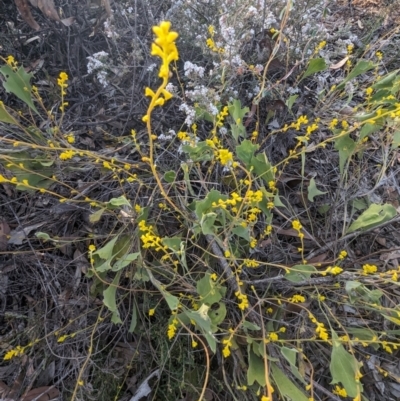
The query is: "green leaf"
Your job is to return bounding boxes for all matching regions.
[197,273,225,305]
[182,141,214,162]
[103,271,122,324]
[271,362,309,401]
[185,306,217,353]
[0,101,18,124]
[162,236,182,252]
[35,232,51,241]
[195,189,227,218]
[250,152,275,185]
[347,203,397,233]
[236,140,259,168]
[89,208,105,223]
[330,331,363,397]
[334,133,356,175]
[308,178,327,202]
[129,304,138,333]
[164,170,176,183]
[301,58,327,81]
[93,236,120,260]
[108,196,131,207]
[247,348,266,386]
[209,302,226,330]
[146,268,179,310]
[286,94,298,112]
[359,123,381,140]
[0,65,39,114]
[228,99,249,140]
[200,212,217,235]
[242,321,261,331]
[285,264,317,283]
[232,224,250,241]
[372,69,399,90]
[346,327,379,350]
[112,252,140,271]
[280,347,306,384]
[337,60,375,90]
[392,130,400,149]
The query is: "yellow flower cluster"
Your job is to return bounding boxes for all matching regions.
[282,115,309,132]
[289,294,306,303]
[206,25,224,53]
[6,55,18,70]
[362,264,377,275]
[3,345,25,360]
[139,220,166,252]
[59,150,75,160]
[57,72,69,112]
[222,336,233,357]
[332,385,347,398]
[309,314,329,341]
[235,291,249,310]
[167,316,179,340]
[143,21,178,123]
[322,265,343,276]
[217,148,233,166]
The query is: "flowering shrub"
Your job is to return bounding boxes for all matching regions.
[1,1,400,400]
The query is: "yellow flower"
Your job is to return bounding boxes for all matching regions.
[148,308,155,316]
[269,332,279,341]
[332,385,347,397]
[65,133,75,144]
[191,340,198,348]
[217,149,233,166]
[210,273,218,281]
[362,264,377,275]
[57,334,68,343]
[289,294,306,303]
[292,220,302,231]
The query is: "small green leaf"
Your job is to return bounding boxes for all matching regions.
[247,348,266,386]
[89,208,105,223]
[242,321,261,331]
[285,265,317,283]
[35,232,51,241]
[286,94,298,112]
[200,212,217,235]
[197,273,224,305]
[236,140,259,168]
[372,69,399,90]
[347,203,397,233]
[112,252,140,271]
[0,101,18,124]
[271,362,309,401]
[308,178,327,202]
[164,170,176,183]
[232,224,250,241]
[209,302,226,330]
[108,196,131,207]
[334,133,356,175]
[330,331,363,397]
[129,304,138,333]
[280,347,306,384]
[103,271,122,324]
[94,236,120,260]
[392,130,400,149]
[359,123,381,140]
[337,59,375,90]
[301,58,327,81]
[0,65,39,114]
[162,236,182,252]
